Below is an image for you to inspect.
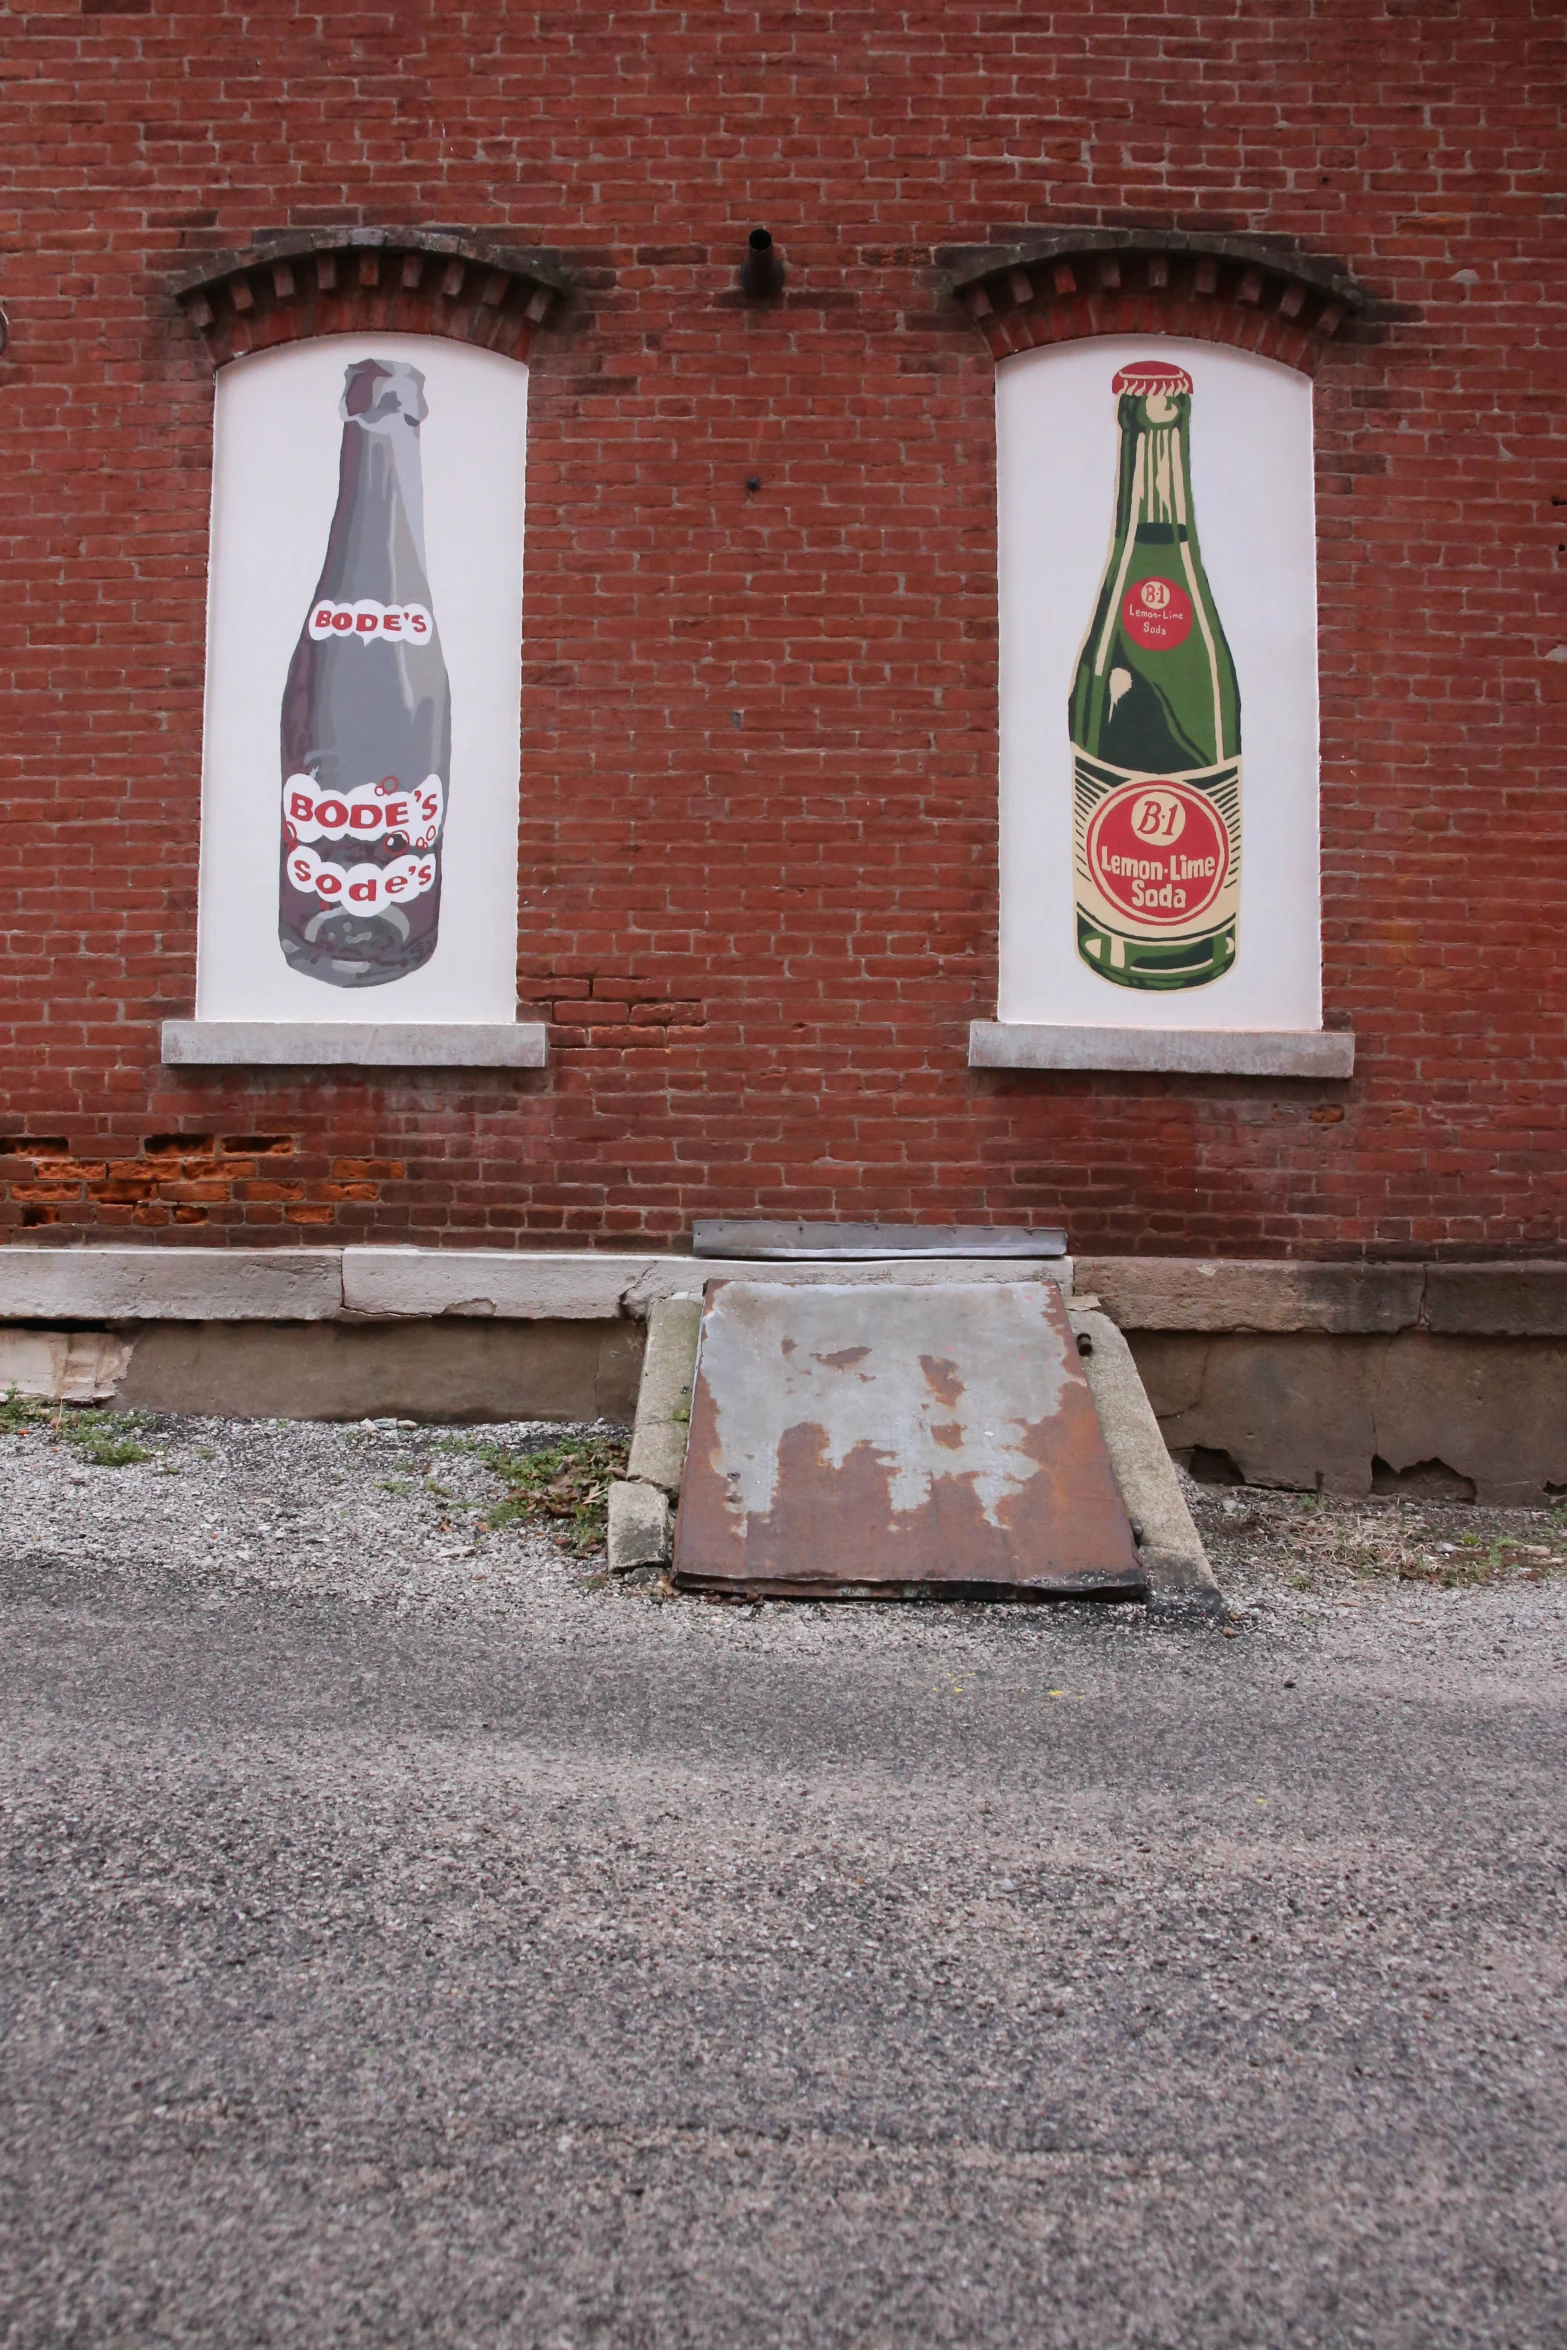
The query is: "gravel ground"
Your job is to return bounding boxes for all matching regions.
[2,1408,1565,2349]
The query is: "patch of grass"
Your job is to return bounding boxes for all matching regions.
[1193,1483,1567,1604]
[64,1412,153,1469]
[453,1429,629,1556]
[1397,1539,1563,1590]
[0,1385,47,1433]
[0,1389,152,1466]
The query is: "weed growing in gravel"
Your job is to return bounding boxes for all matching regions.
[445,1429,630,1556]
[0,1385,45,1433]
[61,1413,154,1469]
[1196,1485,1567,1598]
[0,1388,152,1466]
[1396,1536,1562,1590]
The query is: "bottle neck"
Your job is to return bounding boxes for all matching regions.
[367,415,429,568]
[1115,401,1193,539]
[316,416,431,604]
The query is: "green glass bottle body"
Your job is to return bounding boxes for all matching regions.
[1068,360,1242,991]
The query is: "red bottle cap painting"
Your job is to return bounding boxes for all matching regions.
[1112,360,1194,397]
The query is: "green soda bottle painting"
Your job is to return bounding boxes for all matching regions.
[1069,360,1242,990]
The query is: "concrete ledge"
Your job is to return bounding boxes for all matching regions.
[970,1022,1355,1079]
[1078,1257,1426,1335]
[342,1249,1073,1322]
[607,1481,673,1572]
[1070,1306,1219,1604]
[5,1247,1562,1343]
[627,1296,701,1495]
[162,1021,549,1069]
[344,1249,645,1323]
[1425,1263,1567,1337]
[0,1247,1070,1328]
[0,1247,344,1322]
[608,1296,702,1574]
[1081,1256,1567,1339]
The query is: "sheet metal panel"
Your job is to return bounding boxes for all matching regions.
[692,1221,1068,1261]
[674,1280,1145,1600]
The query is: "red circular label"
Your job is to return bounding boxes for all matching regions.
[1085,780,1229,928]
[1122,576,1193,650]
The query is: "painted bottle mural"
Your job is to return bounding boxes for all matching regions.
[279,358,451,987]
[1069,360,1241,991]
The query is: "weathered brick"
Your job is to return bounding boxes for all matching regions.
[0,5,1560,1257]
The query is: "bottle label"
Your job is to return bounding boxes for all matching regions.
[284,843,438,912]
[1120,576,1193,651]
[282,772,444,911]
[308,598,434,645]
[1073,751,1240,939]
[283,772,444,850]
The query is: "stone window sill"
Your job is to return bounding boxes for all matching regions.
[969,1021,1354,1079]
[161,1020,548,1070]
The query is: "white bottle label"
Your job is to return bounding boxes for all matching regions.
[307,598,433,645]
[282,772,444,849]
[281,773,445,910]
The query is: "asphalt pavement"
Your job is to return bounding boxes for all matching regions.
[2,1415,1564,2348]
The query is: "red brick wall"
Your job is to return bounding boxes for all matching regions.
[1,0,1562,1258]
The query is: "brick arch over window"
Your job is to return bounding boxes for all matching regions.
[949,229,1386,376]
[174,228,569,372]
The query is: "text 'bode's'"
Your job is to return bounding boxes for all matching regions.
[279,359,453,989]
[1069,362,1242,993]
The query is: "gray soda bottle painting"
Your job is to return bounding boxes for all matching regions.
[279,358,452,987]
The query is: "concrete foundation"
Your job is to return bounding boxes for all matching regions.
[0,1327,133,1404]
[111,1318,646,1424]
[0,1252,1562,1496]
[1131,1330,1567,1506]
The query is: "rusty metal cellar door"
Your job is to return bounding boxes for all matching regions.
[673,1280,1145,1602]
